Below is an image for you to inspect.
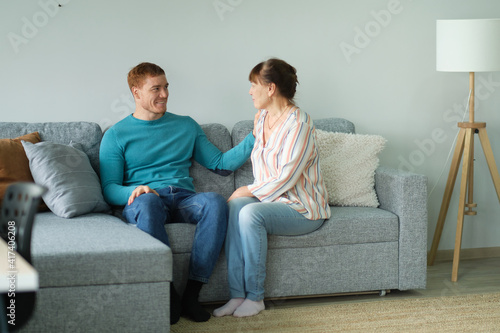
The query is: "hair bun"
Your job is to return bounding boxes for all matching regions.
[248,58,299,103]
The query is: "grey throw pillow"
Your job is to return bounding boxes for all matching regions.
[22,141,110,218]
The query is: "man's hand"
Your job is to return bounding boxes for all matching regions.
[228,186,254,202]
[252,110,261,137]
[128,185,159,205]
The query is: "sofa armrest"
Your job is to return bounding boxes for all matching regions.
[374,166,428,290]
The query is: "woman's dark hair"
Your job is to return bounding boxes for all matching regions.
[249,58,299,104]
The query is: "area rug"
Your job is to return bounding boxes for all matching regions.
[171,293,500,332]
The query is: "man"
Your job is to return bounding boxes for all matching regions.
[99,62,255,324]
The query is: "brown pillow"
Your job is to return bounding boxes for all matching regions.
[0,132,42,207]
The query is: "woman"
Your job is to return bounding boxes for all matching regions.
[213,58,331,318]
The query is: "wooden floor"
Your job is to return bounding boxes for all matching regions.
[255,256,500,310]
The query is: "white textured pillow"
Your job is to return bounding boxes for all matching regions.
[315,129,387,207]
[21,141,110,218]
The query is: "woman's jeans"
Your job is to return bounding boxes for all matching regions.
[122,186,228,283]
[226,197,325,301]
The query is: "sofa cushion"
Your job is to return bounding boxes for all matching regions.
[231,120,255,189]
[190,123,235,200]
[166,206,398,254]
[269,207,398,248]
[315,130,387,207]
[31,212,172,288]
[0,122,103,174]
[314,118,356,133]
[22,141,110,218]
[0,132,41,206]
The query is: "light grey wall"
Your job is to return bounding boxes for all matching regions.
[2,0,500,252]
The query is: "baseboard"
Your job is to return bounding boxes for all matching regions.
[431,246,500,262]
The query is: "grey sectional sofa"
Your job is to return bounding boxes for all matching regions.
[0,117,427,332]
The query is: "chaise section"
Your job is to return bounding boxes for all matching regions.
[32,212,171,288]
[23,212,173,332]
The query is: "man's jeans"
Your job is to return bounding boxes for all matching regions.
[225,197,325,301]
[122,186,228,283]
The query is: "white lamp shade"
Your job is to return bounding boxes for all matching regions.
[436,19,500,72]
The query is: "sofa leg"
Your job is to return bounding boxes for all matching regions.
[379,290,388,296]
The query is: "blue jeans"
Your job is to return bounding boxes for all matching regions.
[122,186,228,283]
[226,197,325,301]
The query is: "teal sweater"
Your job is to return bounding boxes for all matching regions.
[100,113,255,206]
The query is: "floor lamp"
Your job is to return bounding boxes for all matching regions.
[428,19,500,282]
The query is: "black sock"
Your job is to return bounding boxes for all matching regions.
[170,284,182,325]
[181,279,211,322]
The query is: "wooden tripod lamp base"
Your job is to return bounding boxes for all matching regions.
[427,120,500,282]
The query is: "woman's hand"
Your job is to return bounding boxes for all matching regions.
[128,185,159,205]
[228,186,254,202]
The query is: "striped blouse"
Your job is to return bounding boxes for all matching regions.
[247,107,331,220]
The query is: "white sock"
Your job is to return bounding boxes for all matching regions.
[213,298,245,317]
[233,299,265,317]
